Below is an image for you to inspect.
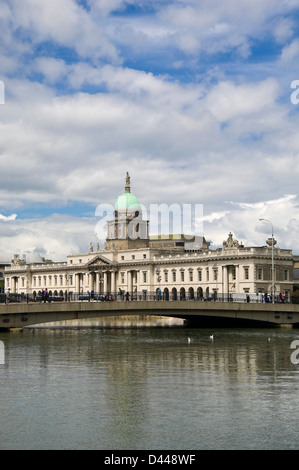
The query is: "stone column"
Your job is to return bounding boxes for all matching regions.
[75,273,80,294]
[235,265,239,294]
[90,272,95,292]
[95,272,100,293]
[149,264,155,297]
[111,271,116,296]
[136,270,140,294]
[222,266,228,301]
[127,271,132,296]
[103,271,108,294]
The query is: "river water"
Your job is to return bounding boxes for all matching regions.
[0,317,298,450]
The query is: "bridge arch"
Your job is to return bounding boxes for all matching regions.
[0,300,298,328]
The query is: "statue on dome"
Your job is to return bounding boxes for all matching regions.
[125,172,131,193]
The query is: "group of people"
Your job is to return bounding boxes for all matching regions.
[88,288,131,301]
[117,288,131,301]
[40,288,49,303]
[263,292,287,303]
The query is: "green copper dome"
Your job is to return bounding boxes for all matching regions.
[114,172,141,211]
[114,192,141,211]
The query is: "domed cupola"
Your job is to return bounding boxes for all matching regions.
[105,173,149,251]
[114,172,141,217]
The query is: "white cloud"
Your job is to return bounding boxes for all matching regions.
[204,195,299,253]
[205,78,279,122]
[273,17,294,44]
[280,38,299,62]
[0,214,99,262]
[9,0,120,62]
[0,213,17,221]
[34,57,68,85]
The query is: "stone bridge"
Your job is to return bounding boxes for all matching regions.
[1,300,299,329]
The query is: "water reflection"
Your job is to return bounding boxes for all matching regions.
[0,325,298,450]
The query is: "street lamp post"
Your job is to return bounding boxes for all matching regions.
[259,218,275,304]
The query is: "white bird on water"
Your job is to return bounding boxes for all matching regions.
[210,334,214,341]
[188,337,191,343]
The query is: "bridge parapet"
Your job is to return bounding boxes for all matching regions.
[0,300,299,329]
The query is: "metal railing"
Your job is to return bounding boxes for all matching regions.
[0,291,291,304]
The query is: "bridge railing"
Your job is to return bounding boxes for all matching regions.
[0,291,291,304]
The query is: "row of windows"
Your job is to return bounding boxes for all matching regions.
[120,254,147,261]
[118,267,256,284]
[119,267,289,284]
[8,275,75,288]
[7,267,290,288]
[257,267,289,281]
[69,254,149,264]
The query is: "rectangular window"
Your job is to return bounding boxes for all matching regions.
[206,268,209,281]
[189,270,193,282]
[172,271,176,282]
[121,273,125,283]
[165,271,168,283]
[143,271,147,283]
[232,267,236,280]
[284,270,289,281]
[257,268,262,280]
[181,271,184,282]
[244,267,249,280]
[198,270,202,282]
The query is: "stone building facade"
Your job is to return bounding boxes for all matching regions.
[4,174,294,301]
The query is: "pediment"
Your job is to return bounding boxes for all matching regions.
[86,255,113,268]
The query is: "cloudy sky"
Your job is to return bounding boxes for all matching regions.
[1,0,299,260]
